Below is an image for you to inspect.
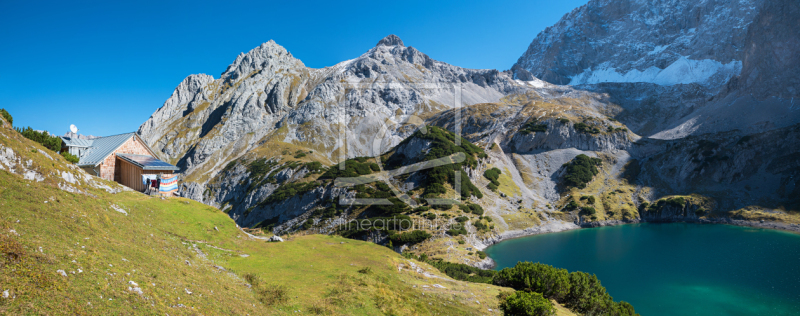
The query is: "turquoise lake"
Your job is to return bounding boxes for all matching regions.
[484,223,800,315]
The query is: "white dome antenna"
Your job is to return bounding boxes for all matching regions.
[69,124,78,134]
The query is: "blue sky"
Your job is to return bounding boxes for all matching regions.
[0,0,587,136]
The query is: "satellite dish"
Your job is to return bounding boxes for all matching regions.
[69,124,78,134]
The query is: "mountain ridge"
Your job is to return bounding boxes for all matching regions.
[136,12,799,269]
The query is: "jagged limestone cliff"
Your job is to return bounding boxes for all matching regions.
[137,29,800,267]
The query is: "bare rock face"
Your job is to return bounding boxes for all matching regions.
[138,73,216,148]
[513,0,761,88]
[513,0,800,139]
[633,124,800,211]
[507,121,631,153]
[732,0,800,100]
[138,40,307,177]
[376,34,404,47]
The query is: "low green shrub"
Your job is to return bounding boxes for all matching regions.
[413,206,430,213]
[319,157,377,179]
[261,182,318,205]
[484,167,502,186]
[60,151,79,164]
[0,108,11,125]
[520,120,548,134]
[458,203,484,216]
[665,197,685,208]
[574,122,601,134]
[447,227,467,236]
[404,253,496,283]
[499,290,555,316]
[494,262,637,316]
[388,230,431,245]
[562,155,602,189]
[695,208,706,215]
[643,197,688,214]
[564,200,579,210]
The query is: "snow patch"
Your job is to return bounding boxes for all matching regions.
[514,79,547,89]
[569,57,742,87]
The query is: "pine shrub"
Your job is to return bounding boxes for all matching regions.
[60,151,79,163]
[0,108,11,125]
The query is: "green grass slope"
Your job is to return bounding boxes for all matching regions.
[0,117,509,315]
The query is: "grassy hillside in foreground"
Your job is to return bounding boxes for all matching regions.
[0,162,517,315]
[0,116,560,315]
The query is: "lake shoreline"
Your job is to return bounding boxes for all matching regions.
[479,220,800,316]
[474,217,800,270]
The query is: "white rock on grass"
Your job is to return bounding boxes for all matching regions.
[24,170,44,182]
[268,235,284,242]
[61,171,76,184]
[38,150,53,160]
[56,270,67,277]
[128,286,143,295]
[109,204,128,216]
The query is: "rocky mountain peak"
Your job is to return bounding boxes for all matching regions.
[61,131,98,140]
[220,40,303,83]
[513,0,762,88]
[376,34,404,47]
